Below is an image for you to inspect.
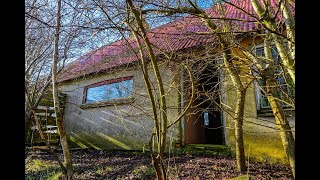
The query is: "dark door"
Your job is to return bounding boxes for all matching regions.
[203,110,224,144]
[185,60,225,145]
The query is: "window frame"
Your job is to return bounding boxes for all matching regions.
[251,44,294,113]
[83,76,134,104]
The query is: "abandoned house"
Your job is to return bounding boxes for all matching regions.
[57,0,295,164]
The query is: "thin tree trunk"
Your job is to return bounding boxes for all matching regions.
[25,98,32,143]
[279,0,295,62]
[263,36,295,177]
[52,0,73,179]
[131,30,161,154]
[127,1,168,179]
[242,34,295,177]
[265,78,295,178]
[149,132,164,180]
[25,76,52,143]
[204,14,247,172]
[133,14,168,157]
[222,48,247,172]
[271,36,294,86]
[30,108,68,174]
[221,43,247,172]
[146,3,248,171]
[177,66,183,146]
[251,0,295,85]
[131,29,166,180]
[249,1,293,79]
[234,89,247,172]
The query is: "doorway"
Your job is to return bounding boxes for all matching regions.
[185,61,224,145]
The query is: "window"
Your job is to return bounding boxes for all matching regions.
[84,76,133,104]
[203,112,209,126]
[254,46,294,111]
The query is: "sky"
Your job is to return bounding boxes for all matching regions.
[66,0,216,65]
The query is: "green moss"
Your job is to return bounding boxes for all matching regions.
[243,134,287,164]
[226,126,288,164]
[49,172,63,180]
[95,165,113,175]
[95,166,104,174]
[70,136,88,148]
[105,165,113,172]
[132,165,155,179]
[25,159,51,172]
[182,144,231,156]
[132,165,148,174]
[228,175,251,180]
[96,133,131,150]
[25,159,61,180]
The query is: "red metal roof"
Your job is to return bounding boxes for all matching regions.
[58,0,293,82]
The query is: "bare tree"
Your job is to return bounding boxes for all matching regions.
[124,1,195,178]
[25,0,54,143]
[141,0,249,172]
[142,0,295,175]
[25,0,295,178]
[228,0,295,85]
[77,0,197,178]
[51,0,73,178]
[262,34,294,177]
[25,0,89,178]
[240,31,295,177]
[225,0,295,175]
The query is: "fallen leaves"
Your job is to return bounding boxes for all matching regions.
[25,148,293,180]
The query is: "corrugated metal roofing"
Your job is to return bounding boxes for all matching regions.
[58,0,293,82]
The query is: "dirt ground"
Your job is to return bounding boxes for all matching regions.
[25,148,293,180]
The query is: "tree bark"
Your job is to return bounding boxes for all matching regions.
[25,76,52,143]
[234,89,247,172]
[251,0,295,85]
[221,49,247,172]
[265,77,295,178]
[149,132,164,180]
[30,108,68,174]
[126,1,168,179]
[132,1,248,172]
[131,29,161,154]
[242,33,295,177]
[279,0,295,62]
[263,36,295,178]
[220,42,247,172]
[204,11,247,172]
[52,0,73,179]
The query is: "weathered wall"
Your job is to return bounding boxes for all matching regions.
[222,37,295,164]
[59,61,181,150]
[223,77,295,164]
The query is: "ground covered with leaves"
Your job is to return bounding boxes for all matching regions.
[25,148,293,180]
